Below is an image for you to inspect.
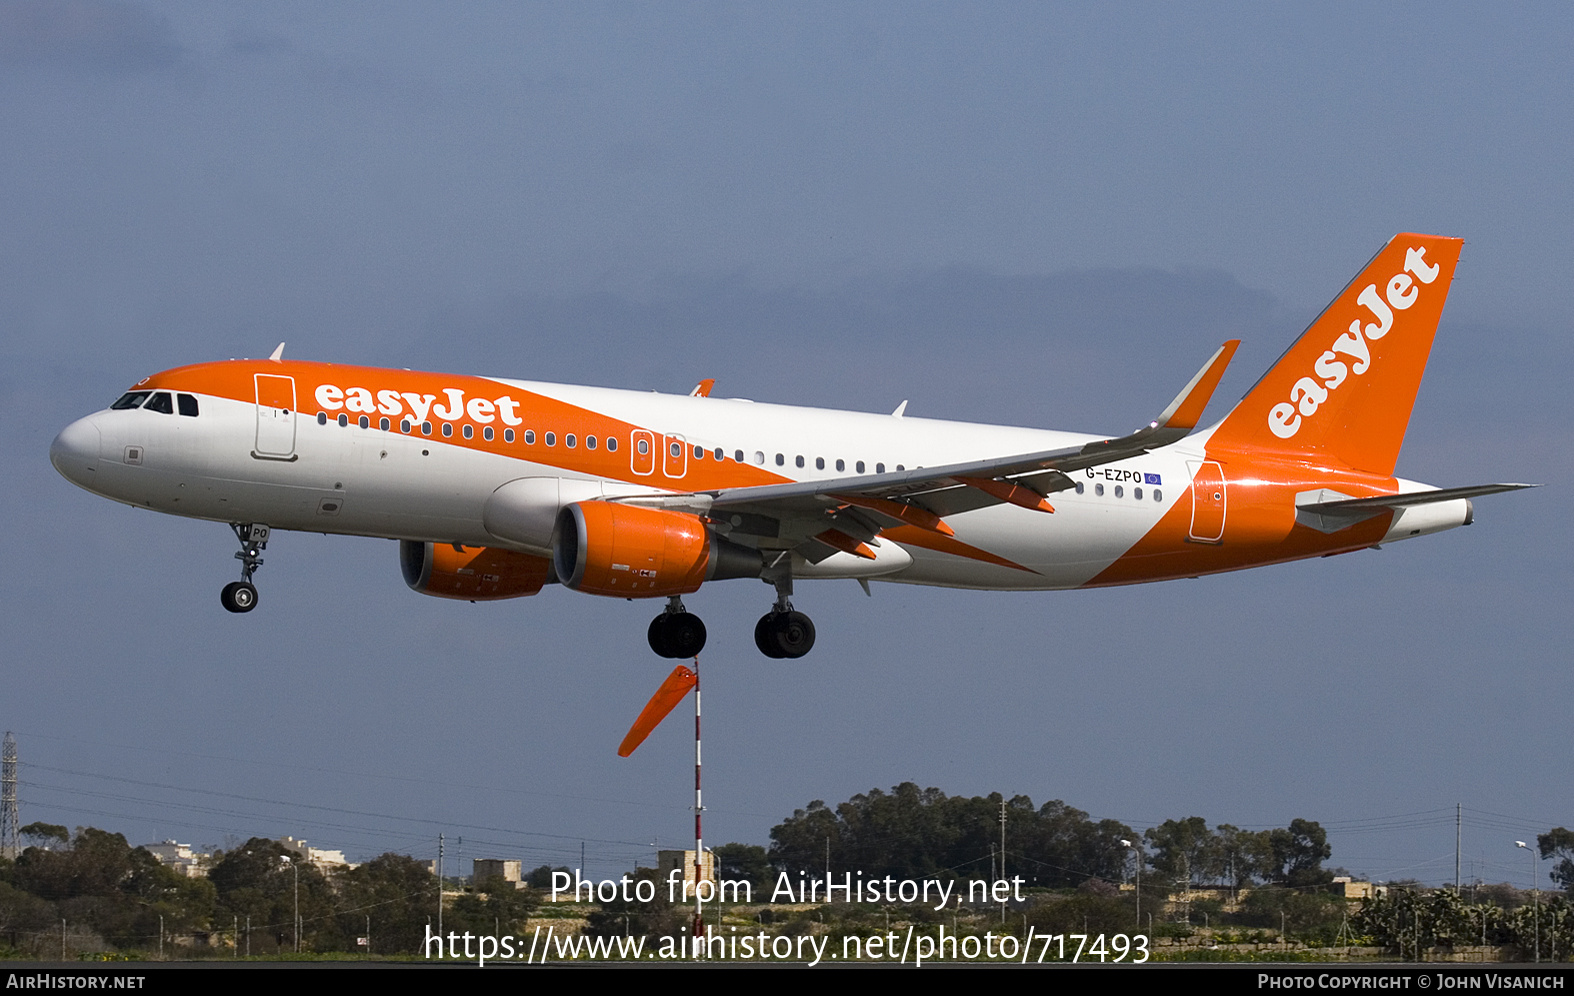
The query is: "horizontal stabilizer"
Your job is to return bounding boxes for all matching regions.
[1295,483,1534,533]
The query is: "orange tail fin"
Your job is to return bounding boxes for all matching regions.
[1207,234,1463,476]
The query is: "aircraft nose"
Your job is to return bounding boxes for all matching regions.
[51,415,102,489]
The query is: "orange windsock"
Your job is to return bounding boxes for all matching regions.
[617,664,697,757]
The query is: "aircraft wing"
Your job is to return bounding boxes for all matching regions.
[623,341,1239,561]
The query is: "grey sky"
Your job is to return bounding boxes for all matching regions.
[3,2,1568,886]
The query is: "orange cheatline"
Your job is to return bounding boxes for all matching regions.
[617,664,698,757]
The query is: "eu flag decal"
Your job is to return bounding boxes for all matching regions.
[1144,473,1162,485]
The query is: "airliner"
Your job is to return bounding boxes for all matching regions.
[50,234,1527,659]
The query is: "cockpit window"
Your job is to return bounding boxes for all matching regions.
[177,393,199,417]
[143,392,174,414]
[110,392,150,410]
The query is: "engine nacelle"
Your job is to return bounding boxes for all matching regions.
[400,540,553,600]
[553,501,761,597]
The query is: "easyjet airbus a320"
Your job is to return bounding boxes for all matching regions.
[52,234,1527,659]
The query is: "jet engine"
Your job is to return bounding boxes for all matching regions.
[400,540,553,600]
[553,501,761,597]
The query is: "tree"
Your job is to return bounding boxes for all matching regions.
[1538,828,1574,894]
[335,853,437,955]
[447,875,538,940]
[714,843,771,893]
[1268,819,1333,887]
[19,824,68,850]
[1145,817,1216,888]
[526,865,570,889]
[582,867,684,939]
[1214,824,1269,890]
[209,838,338,953]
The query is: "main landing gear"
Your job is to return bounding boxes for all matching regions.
[648,596,707,658]
[754,572,815,659]
[221,522,269,614]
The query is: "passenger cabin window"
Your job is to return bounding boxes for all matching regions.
[144,392,174,414]
[585,434,595,449]
[111,392,150,410]
[606,437,617,452]
[177,394,199,417]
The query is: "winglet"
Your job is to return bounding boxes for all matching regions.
[1066,339,1239,464]
[618,664,697,757]
[1152,339,1239,432]
[268,342,286,362]
[690,379,715,398]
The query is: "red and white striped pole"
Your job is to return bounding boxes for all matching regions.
[692,657,704,938]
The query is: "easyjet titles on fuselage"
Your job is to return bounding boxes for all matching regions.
[314,384,525,428]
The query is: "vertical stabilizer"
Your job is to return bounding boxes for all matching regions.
[1208,234,1463,476]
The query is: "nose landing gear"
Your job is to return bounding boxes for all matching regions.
[648,596,707,658]
[221,522,269,614]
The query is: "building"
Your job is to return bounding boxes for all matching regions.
[474,859,526,890]
[142,840,209,878]
[656,849,716,891]
[276,836,354,872]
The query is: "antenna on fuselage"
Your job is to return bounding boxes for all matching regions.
[268,342,286,362]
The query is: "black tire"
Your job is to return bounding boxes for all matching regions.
[754,613,785,658]
[647,614,674,657]
[772,611,815,659]
[221,581,258,614]
[666,612,707,658]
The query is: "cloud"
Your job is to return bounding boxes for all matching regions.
[0,0,182,71]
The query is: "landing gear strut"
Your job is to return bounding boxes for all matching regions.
[221,522,268,614]
[648,596,707,658]
[754,572,815,659]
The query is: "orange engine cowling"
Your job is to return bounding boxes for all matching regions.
[554,501,761,597]
[400,541,553,600]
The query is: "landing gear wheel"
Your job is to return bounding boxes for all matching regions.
[755,611,815,659]
[649,611,707,658]
[773,611,815,659]
[220,581,258,613]
[754,614,785,659]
